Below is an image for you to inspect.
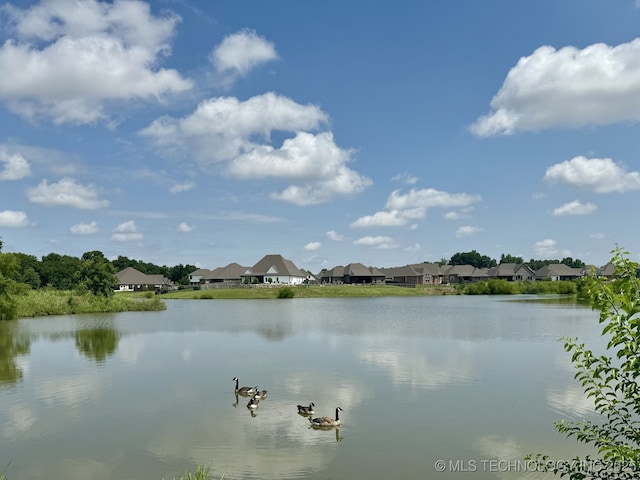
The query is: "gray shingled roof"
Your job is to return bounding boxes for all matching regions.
[245,254,306,277]
[535,264,583,278]
[205,263,247,280]
[116,267,171,285]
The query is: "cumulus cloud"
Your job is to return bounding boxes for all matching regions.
[141,93,370,205]
[70,221,98,234]
[533,239,571,258]
[211,29,277,86]
[471,39,640,136]
[112,220,143,241]
[178,222,193,232]
[304,241,321,251]
[0,210,28,227]
[0,0,192,124]
[544,156,640,193]
[326,230,343,241]
[552,200,597,216]
[0,148,31,180]
[351,188,481,228]
[455,225,484,237]
[353,235,397,249]
[26,177,109,209]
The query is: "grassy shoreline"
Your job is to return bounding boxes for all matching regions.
[14,289,166,318]
[159,283,458,299]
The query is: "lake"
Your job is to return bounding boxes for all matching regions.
[0,296,603,480]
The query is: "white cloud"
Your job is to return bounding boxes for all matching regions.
[26,177,109,209]
[70,221,98,235]
[455,225,484,237]
[0,148,31,180]
[533,239,570,258]
[304,242,321,251]
[544,156,640,193]
[230,131,372,205]
[353,235,397,249]
[589,232,606,240]
[178,222,193,232]
[351,188,481,228]
[471,39,640,136]
[326,230,343,241]
[169,181,194,194]
[0,0,192,124]
[391,172,418,185]
[211,29,277,86]
[142,93,370,205]
[0,210,28,227]
[141,92,328,162]
[552,200,597,216]
[111,220,143,242]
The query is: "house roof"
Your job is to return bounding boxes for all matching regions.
[244,254,306,277]
[409,263,443,276]
[189,268,212,277]
[116,267,171,285]
[535,264,583,278]
[442,265,489,278]
[205,263,247,280]
[344,263,385,277]
[487,263,535,277]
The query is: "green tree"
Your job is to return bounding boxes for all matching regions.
[0,246,27,320]
[449,250,497,268]
[40,253,82,289]
[77,251,118,296]
[500,253,524,264]
[530,247,640,479]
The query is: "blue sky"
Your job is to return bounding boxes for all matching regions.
[1,0,640,272]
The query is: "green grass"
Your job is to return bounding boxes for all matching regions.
[160,283,457,299]
[164,465,216,480]
[14,289,166,318]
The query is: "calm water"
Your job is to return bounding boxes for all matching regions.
[0,296,603,480]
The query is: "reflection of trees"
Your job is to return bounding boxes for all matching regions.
[74,327,120,363]
[0,321,30,385]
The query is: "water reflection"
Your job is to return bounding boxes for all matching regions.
[74,326,120,363]
[0,321,30,385]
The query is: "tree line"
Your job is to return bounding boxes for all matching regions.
[445,250,586,270]
[0,241,197,292]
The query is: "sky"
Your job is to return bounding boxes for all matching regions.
[1,0,640,273]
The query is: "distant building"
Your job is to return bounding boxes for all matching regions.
[116,267,174,292]
[241,254,307,285]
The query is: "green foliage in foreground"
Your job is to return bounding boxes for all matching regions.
[14,289,166,318]
[164,465,214,480]
[464,279,578,295]
[528,247,640,479]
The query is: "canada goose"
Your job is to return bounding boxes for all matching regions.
[233,377,256,396]
[297,402,315,415]
[254,389,268,400]
[311,407,343,427]
[247,395,260,410]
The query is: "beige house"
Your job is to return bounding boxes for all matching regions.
[321,263,386,284]
[116,267,174,292]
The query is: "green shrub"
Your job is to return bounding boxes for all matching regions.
[277,286,295,298]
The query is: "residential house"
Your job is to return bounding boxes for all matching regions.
[321,263,386,284]
[203,263,248,286]
[535,264,584,281]
[487,263,537,281]
[241,254,307,285]
[409,262,444,285]
[442,265,489,284]
[116,267,174,292]
[188,268,212,285]
[379,265,426,285]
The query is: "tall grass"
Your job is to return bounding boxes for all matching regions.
[165,464,215,480]
[14,289,166,318]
